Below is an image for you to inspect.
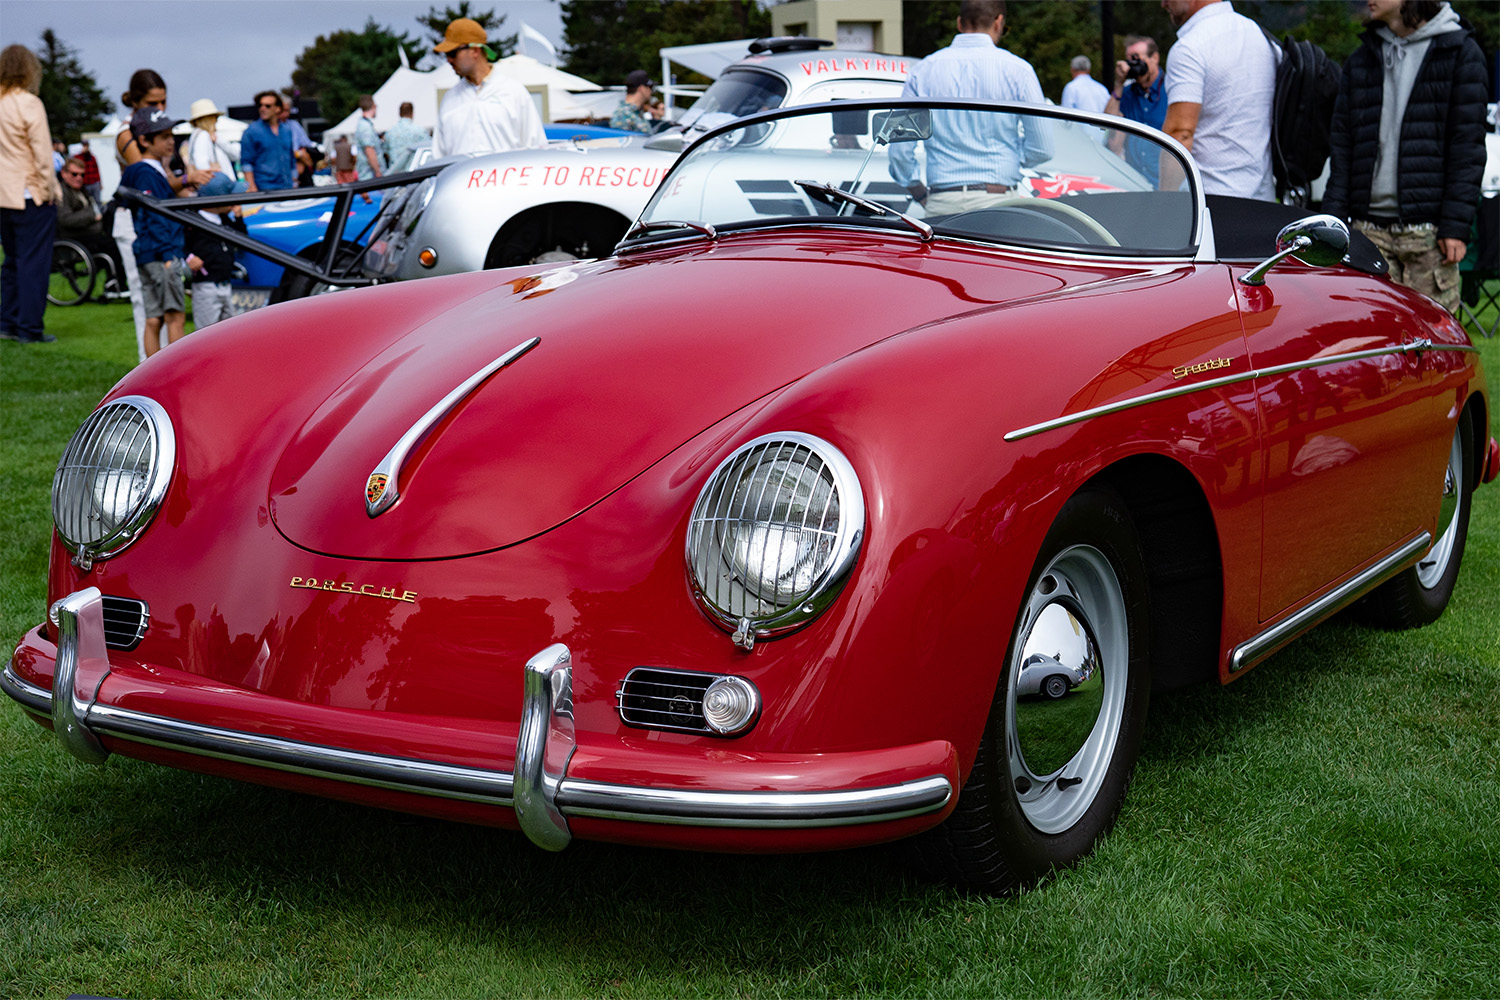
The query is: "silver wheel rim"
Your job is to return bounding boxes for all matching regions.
[1006,544,1128,835]
[1417,428,1465,590]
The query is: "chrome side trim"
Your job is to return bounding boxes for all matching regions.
[52,588,110,764]
[1004,341,1477,442]
[365,337,540,516]
[1230,532,1431,673]
[514,643,575,851]
[558,774,953,828]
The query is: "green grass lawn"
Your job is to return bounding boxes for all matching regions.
[2,298,1498,999]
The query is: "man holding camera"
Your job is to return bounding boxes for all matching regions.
[1105,35,1166,187]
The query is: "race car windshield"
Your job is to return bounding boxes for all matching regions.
[677,69,791,132]
[633,101,1200,256]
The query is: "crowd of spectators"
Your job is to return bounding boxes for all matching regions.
[1052,0,1485,306]
[1,7,1491,350]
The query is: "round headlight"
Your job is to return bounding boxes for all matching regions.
[52,396,175,569]
[687,433,863,640]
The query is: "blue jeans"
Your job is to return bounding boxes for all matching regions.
[199,173,248,198]
[1,200,58,340]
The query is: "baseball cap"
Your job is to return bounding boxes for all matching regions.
[131,107,182,138]
[625,70,656,91]
[434,17,488,53]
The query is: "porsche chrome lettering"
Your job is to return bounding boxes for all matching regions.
[1172,357,1232,379]
[289,578,417,603]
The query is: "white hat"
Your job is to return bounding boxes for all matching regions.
[187,98,223,123]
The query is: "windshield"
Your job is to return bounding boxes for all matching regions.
[677,68,790,132]
[635,101,1199,256]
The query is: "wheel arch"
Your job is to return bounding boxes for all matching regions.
[1089,453,1224,692]
[484,202,634,269]
[1462,389,1489,491]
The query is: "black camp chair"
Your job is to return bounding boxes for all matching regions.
[1458,192,1498,339]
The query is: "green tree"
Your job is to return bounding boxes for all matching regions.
[903,1,960,59]
[289,18,426,124]
[416,3,517,59]
[34,29,111,143]
[561,0,769,90]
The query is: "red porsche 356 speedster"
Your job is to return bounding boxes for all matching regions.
[7,101,1494,894]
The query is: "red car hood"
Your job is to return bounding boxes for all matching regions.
[269,237,1068,560]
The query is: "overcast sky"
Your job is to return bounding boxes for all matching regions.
[0,0,569,122]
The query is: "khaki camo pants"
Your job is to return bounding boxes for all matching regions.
[1353,219,1461,313]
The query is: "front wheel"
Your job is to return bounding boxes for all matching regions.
[1357,417,1473,629]
[917,486,1151,895]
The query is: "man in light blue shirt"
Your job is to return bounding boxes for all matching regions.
[354,95,387,181]
[888,0,1052,216]
[1061,55,1111,113]
[383,102,429,174]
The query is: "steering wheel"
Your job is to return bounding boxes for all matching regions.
[968,196,1120,247]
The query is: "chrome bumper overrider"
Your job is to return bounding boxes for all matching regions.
[3,589,953,849]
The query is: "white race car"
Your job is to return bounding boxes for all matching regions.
[360,38,910,281]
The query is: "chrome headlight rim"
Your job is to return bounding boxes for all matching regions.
[686,431,865,640]
[51,395,176,569]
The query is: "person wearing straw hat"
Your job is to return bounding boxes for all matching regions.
[432,17,546,157]
[184,98,244,198]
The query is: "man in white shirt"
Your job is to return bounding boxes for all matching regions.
[1160,0,1277,199]
[1060,55,1110,114]
[432,17,548,157]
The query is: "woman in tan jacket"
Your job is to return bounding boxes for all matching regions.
[0,43,60,344]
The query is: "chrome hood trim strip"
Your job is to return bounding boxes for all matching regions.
[365,336,540,517]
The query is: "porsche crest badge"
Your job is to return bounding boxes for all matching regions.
[366,473,389,508]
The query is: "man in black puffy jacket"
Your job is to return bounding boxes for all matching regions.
[1322,0,1487,312]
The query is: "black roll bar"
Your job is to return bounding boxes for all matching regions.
[113,164,446,289]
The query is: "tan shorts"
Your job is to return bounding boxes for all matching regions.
[139,258,186,318]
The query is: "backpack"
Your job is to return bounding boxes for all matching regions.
[1262,29,1342,207]
[332,135,356,172]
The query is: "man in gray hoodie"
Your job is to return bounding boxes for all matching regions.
[1322,0,1487,311]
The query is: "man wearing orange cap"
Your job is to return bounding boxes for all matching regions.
[432,17,548,156]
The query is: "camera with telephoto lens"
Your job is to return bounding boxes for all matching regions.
[1124,54,1149,80]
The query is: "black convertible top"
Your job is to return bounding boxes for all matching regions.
[1206,195,1388,277]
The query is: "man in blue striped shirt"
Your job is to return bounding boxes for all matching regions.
[889,0,1052,216]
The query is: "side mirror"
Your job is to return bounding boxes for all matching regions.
[1240,214,1350,286]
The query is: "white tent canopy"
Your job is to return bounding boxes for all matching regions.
[658,39,756,112]
[323,56,603,138]
[659,38,757,81]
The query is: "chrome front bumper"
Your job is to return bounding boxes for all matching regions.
[4,588,953,850]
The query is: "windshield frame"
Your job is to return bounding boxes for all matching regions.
[618,98,1206,260]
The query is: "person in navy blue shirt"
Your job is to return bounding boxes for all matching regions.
[239,90,296,192]
[119,108,188,357]
[1106,34,1167,187]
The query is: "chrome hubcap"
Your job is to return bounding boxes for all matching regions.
[1007,544,1127,835]
[1417,428,1464,590]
